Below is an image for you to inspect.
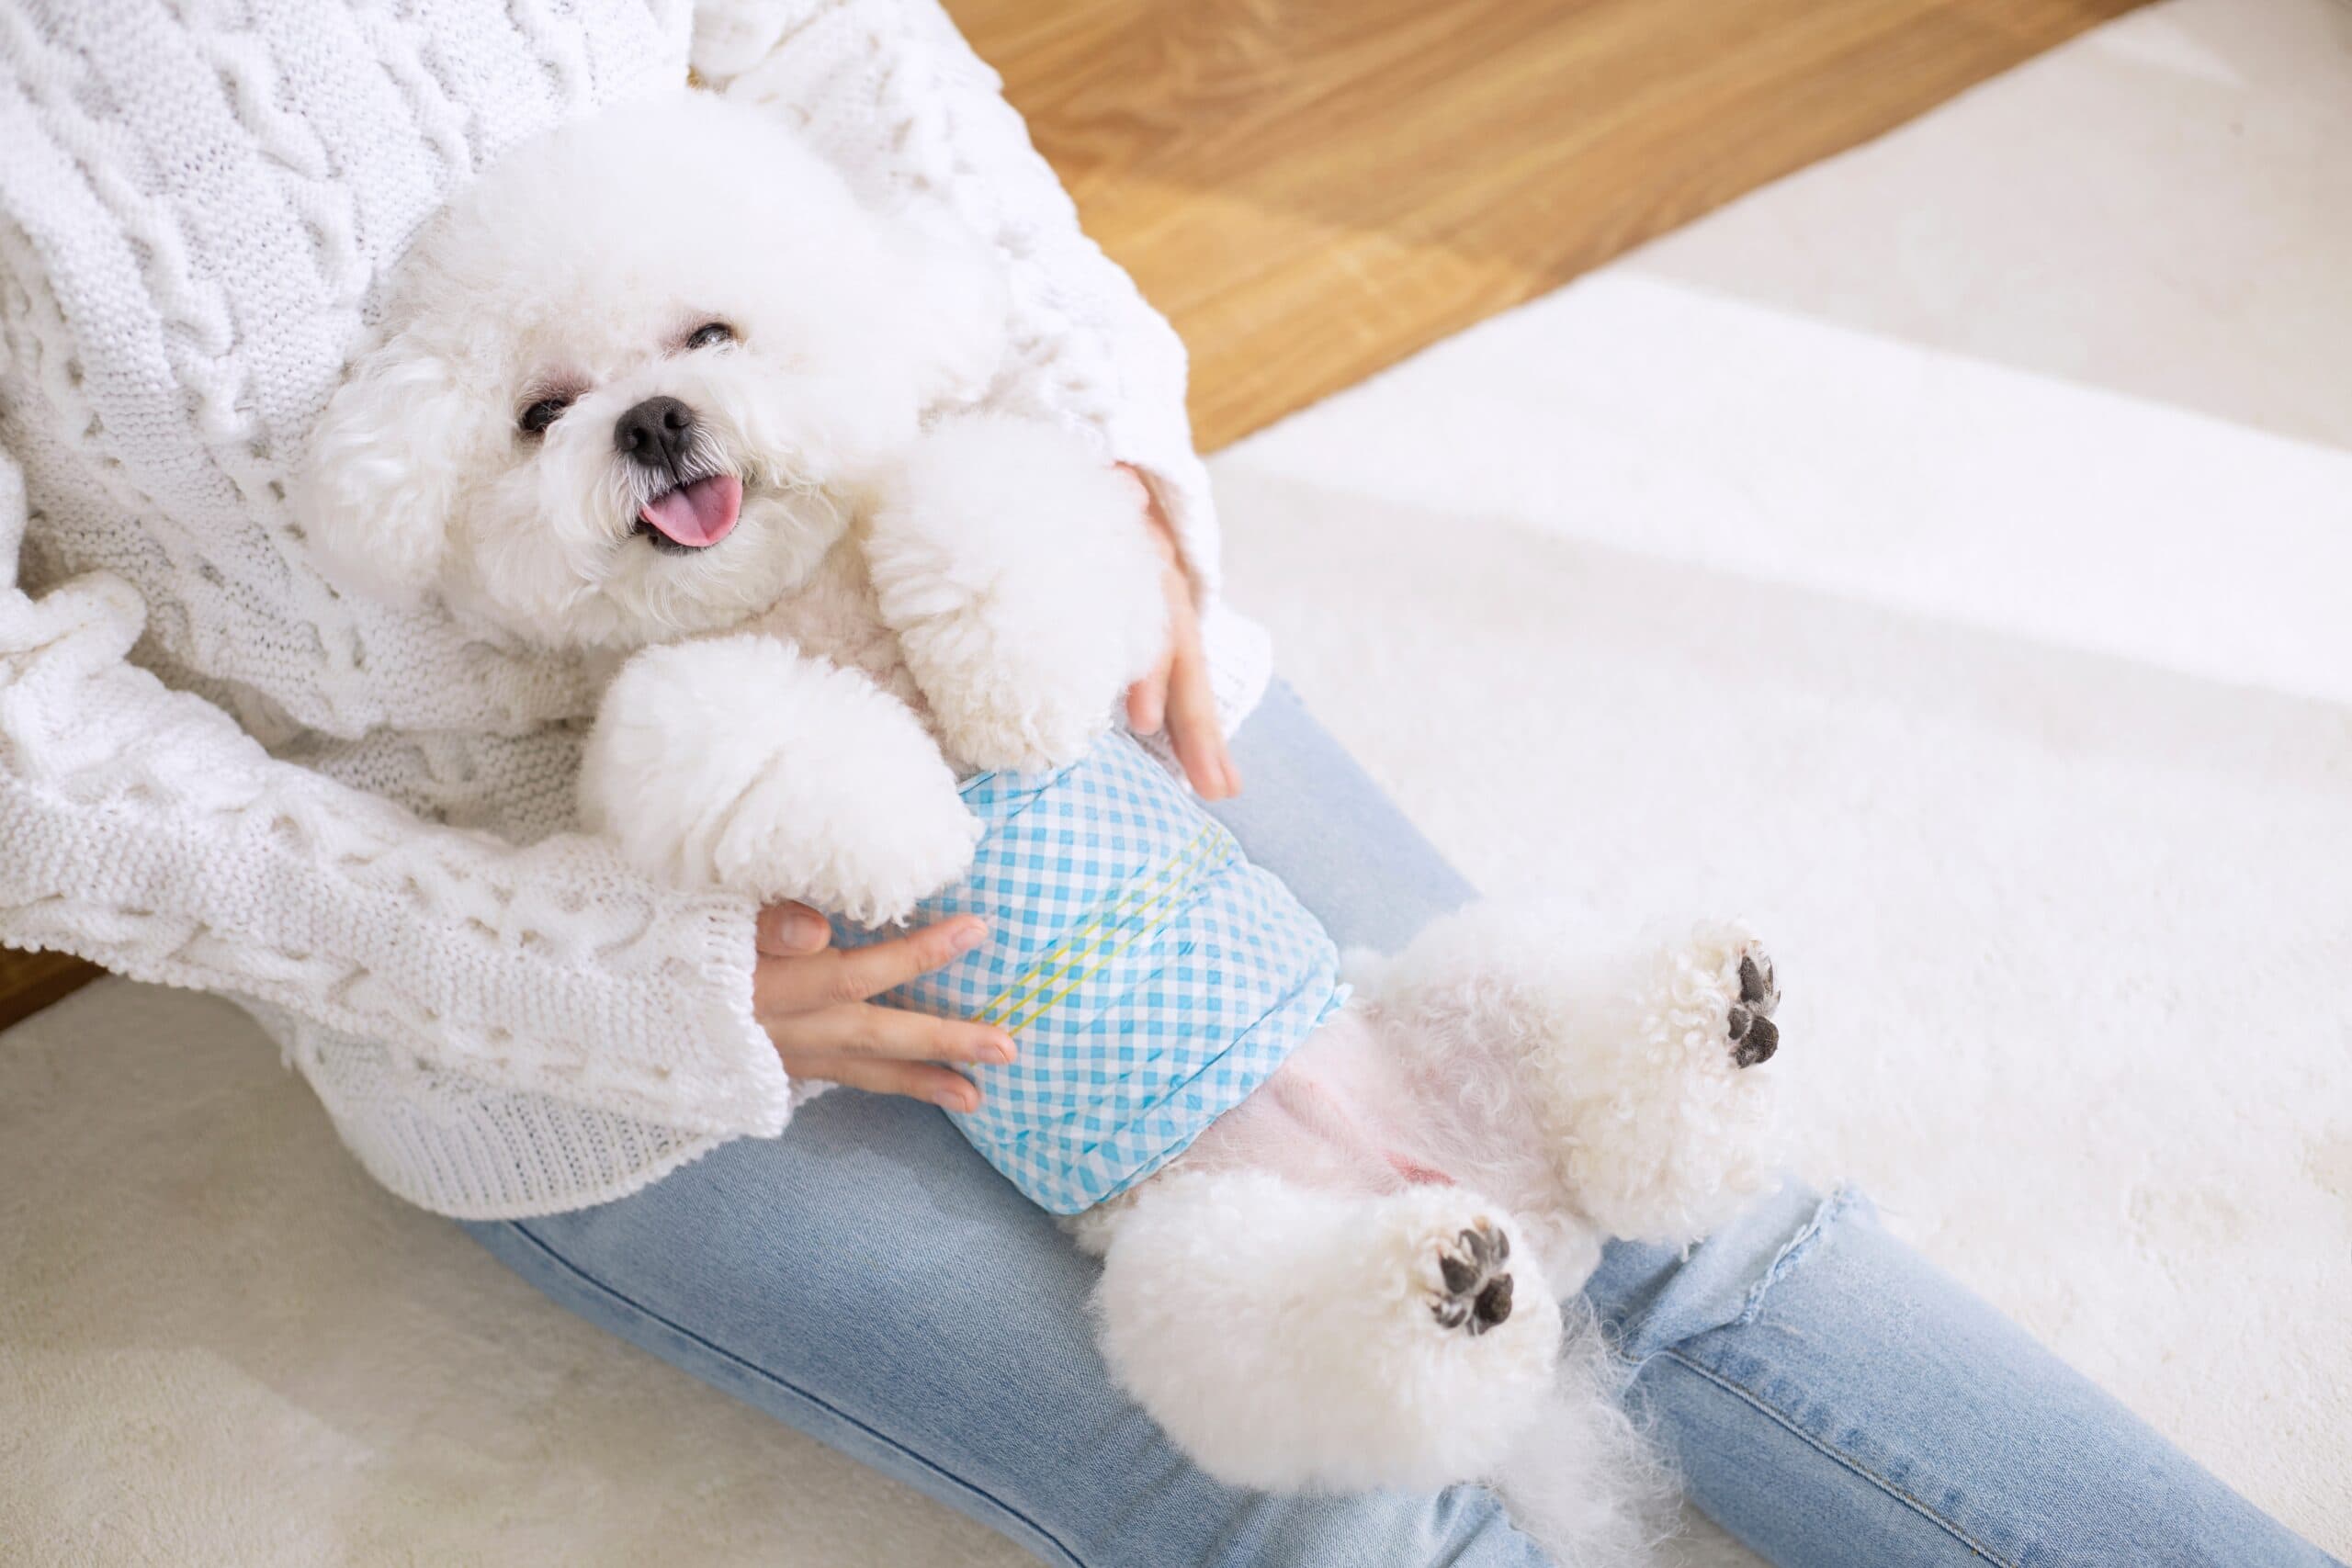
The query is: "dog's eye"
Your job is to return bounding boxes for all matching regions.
[685,321,736,351]
[518,396,571,435]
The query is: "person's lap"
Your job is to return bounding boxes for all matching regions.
[468,682,2339,1568]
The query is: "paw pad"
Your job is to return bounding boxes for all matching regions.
[1726,950,1781,1067]
[1430,1221,1515,1337]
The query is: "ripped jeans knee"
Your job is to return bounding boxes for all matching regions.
[1573,1184,2341,1567]
[1581,1182,1871,1362]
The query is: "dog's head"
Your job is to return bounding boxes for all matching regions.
[300,90,1007,648]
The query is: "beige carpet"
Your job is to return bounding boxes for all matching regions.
[5,0,2348,1562]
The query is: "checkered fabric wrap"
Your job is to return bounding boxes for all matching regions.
[832,733,1345,1213]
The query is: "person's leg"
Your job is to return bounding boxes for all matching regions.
[1584,1186,2343,1568]
[471,681,2342,1567]
[464,680,1541,1567]
[467,1094,1538,1566]
[1219,684,2336,1565]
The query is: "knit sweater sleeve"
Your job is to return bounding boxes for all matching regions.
[0,445,791,1148]
[691,0,1272,731]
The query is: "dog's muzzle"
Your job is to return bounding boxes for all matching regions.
[613,397,741,550]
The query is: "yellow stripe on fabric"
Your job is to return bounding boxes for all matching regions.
[971,824,1219,1027]
[974,822,1230,1033]
[975,824,1225,1030]
[994,846,1224,1034]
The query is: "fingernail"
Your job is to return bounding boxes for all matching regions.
[988,1033,1016,1064]
[939,1085,978,1111]
[784,908,829,949]
[950,919,987,954]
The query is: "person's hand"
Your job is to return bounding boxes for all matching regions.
[1119,465,1239,800]
[754,902,1012,1111]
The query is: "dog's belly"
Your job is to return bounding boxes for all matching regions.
[1173,1009,1460,1197]
[1169,1004,1579,1285]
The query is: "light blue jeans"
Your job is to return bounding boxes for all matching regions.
[469,682,2339,1567]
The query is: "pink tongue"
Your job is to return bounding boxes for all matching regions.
[639,474,742,547]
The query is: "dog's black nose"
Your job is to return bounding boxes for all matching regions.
[614,396,696,470]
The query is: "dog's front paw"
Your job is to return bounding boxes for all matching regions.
[868,416,1167,775]
[932,669,1124,778]
[714,749,979,925]
[582,635,979,921]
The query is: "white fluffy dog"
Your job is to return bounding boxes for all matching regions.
[303,90,1785,1564]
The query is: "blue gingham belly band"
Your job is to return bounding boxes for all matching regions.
[832,732,1345,1214]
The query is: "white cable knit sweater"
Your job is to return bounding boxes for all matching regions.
[0,0,1269,1217]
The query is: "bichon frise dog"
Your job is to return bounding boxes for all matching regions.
[302,89,1785,1564]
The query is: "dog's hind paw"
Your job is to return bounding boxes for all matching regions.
[1427,1217,1517,1337]
[1726,946,1781,1067]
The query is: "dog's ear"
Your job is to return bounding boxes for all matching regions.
[298,331,473,604]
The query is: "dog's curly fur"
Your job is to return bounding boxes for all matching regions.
[302,89,1786,1565]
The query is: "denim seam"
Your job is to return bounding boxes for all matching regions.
[503,1221,1090,1568]
[1657,1347,2017,1568]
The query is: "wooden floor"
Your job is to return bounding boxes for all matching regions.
[0,950,106,1031]
[0,0,2138,1034]
[950,0,2143,451]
